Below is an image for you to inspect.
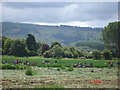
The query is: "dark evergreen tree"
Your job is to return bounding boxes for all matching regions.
[26,34,37,51]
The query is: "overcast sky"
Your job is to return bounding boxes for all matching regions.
[1,2,118,27]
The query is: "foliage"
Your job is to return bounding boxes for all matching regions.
[25,66,33,76]
[66,67,74,71]
[10,39,28,57]
[92,50,101,60]
[102,49,112,60]
[51,45,64,58]
[102,21,120,57]
[63,50,73,58]
[51,41,61,48]
[61,66,66,70]
[2,64,27,70]
[43,50,53,58]
[27,50,38,56]
[76,41,104,50]
[57,68,60,71]
[26,34,37,51]
[3,38,13,55]
[41,43,49,54]
[1,36,8,49]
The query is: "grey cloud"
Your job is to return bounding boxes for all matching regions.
[3,2,75,9]
[2,2,118,27]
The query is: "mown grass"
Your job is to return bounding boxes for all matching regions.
[1,55,119,68]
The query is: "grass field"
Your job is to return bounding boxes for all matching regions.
[1,56,119,68]
[1,67,119,88]
[1,56,119,88]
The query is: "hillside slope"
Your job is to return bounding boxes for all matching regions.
[2,22,103,45]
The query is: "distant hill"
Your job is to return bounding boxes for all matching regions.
[2,22,103,45]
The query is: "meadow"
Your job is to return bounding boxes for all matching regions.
[1,67,119,88]
[1,56,119,68]
[1,56,119,88]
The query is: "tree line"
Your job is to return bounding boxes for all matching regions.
[1,21,119,59]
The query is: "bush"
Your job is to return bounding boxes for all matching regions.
[61,66,66,70]
[66,67,74,71]
[102,49,112,60]
[92,50,101,60]
[25,67,33,75]
[2,64,15,69]
[2,64,27,70]
[28,50,38,56]
[91,69,94,72]
[63,51,73,58]
[57,68,60,71]
[43,50,53,58]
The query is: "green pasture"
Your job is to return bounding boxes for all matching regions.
[1,56,119,68]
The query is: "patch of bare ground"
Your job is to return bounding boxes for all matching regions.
[1,76,58,88]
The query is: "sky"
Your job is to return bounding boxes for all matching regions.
[1,2,118,27]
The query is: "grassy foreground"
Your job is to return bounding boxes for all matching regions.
[1,67,119,88]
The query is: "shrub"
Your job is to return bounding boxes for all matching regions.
[43,50,53,58]
[57,68,60,71]
[28,50,38,56]
[61,66,66,70]
[25,67,33,75]
[102,49,112,60]
[91,69,94,72]
[66,67,74,71]
[2,64,15,69]
[63,51,73,58]
[92,50,101,60]
[2,64,27,70]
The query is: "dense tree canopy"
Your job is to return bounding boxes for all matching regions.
[92,50,101,60]
[10,39,27,57]
[102,49,112,60]
[51,42,61,49]
[3,39,13,55]
[102,21,120,57]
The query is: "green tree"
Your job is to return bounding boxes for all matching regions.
[43,50,53,58]
[3,39,13,55]
[26,34,37,51]
[102,49,112,60]
[68,46,80,58]
[11,39,27,57]
[76,49,84,57]
[41,43,49,54]
[51,42,61,48]
[102,21,120,57]
[1,36,8,49]
[63,50,73,58]
[51,45,64,58]
[92,50,101,60]
[37,41,49,55]
[72,51,79,58]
